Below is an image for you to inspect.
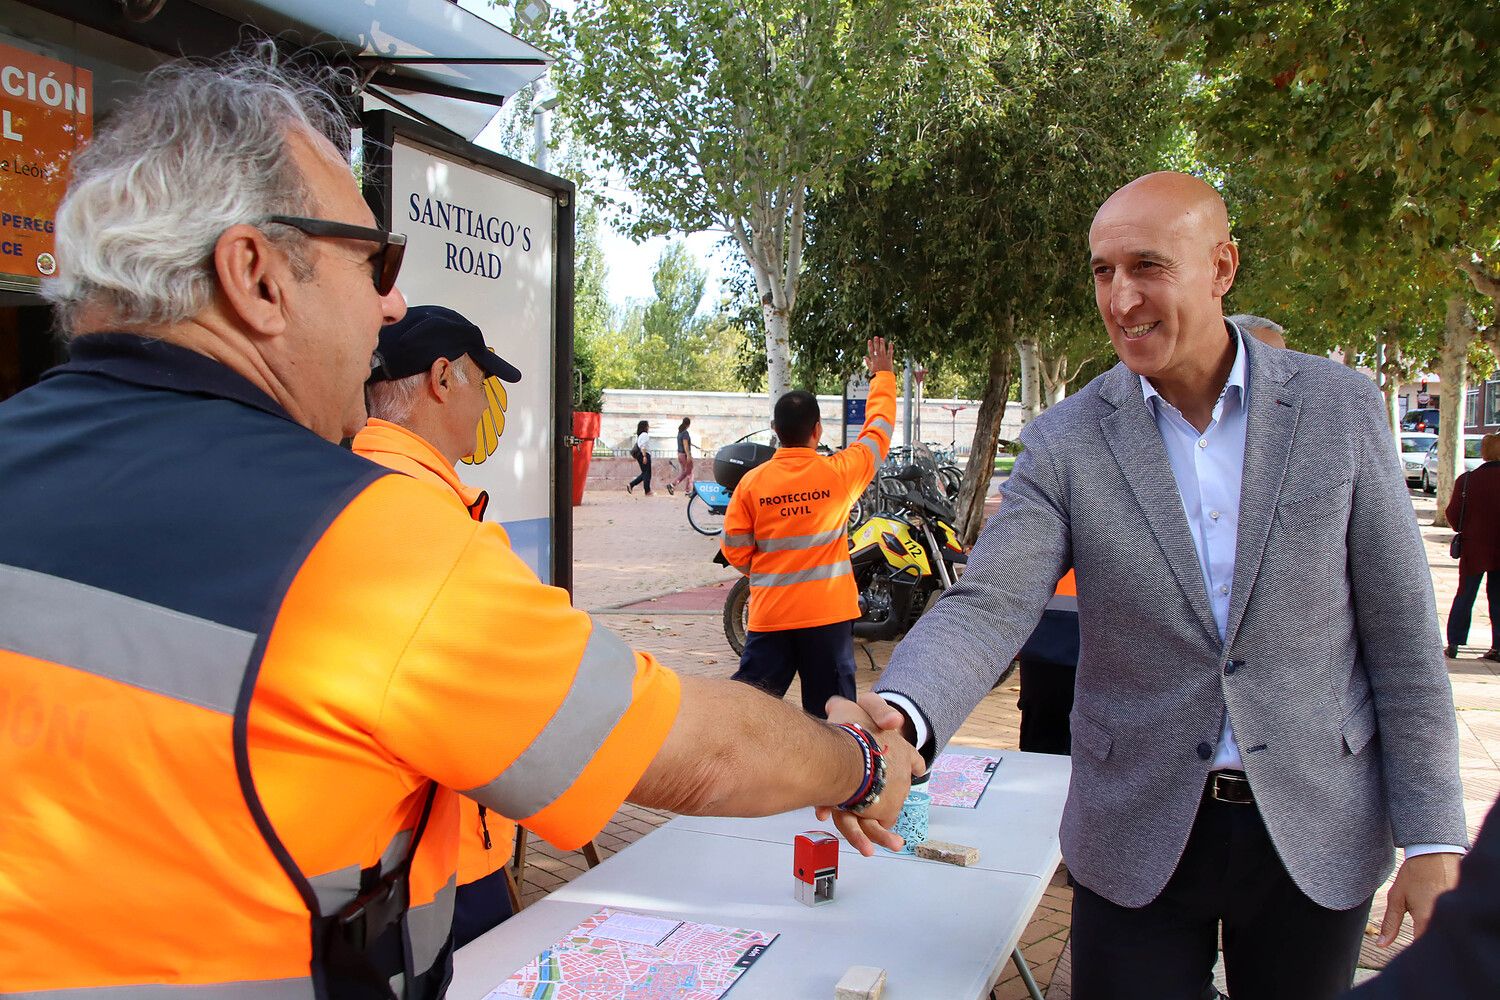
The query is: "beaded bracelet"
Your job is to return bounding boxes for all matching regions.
[834,723,888,814]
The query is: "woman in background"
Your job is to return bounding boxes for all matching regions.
[627,420,652,495]
[667,417,695,496]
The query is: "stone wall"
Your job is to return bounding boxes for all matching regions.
[593,387,1024,460]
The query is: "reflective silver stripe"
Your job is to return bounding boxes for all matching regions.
[723,533,755,548]
[380,829,413,875]
[755,528,847,553]
[0,562,253,715]
[857,436,884,462]
[7,980,315,999]
[750,561,853,588]
[408,876,457,977]
[308,863,360,916]
[309,823,413,916]
[464,621,636,820]
[869,417,894,436]
[1045,594,1078,613]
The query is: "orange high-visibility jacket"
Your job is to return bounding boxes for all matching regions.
[353,418,516,890]
[720,370,897,631]
[0,336,679,997]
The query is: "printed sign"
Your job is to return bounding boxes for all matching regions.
[389,136,557,580]
[0,42,92,282]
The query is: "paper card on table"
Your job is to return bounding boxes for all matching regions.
[487,906,778,1000]
[929,753,1001,808]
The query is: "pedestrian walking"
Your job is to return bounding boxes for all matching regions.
[667,417,694,496]
[1444,432,1500,660]
[627,419,652,495]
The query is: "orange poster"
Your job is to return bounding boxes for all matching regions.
[0,42,92,282]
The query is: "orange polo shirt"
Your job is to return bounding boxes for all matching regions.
[352,418,515,886]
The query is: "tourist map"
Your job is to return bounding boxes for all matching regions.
[488,908,776,1000]
[928,753,1001,808]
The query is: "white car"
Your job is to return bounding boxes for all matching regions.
[1401,433,1437,485]
[1421,436,1483,495]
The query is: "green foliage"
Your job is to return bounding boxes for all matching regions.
[572,200,613,412]
[578,242,749,391]
[795,0,1184,378]
[1134,0,1499,353]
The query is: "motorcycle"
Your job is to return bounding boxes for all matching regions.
[721,444,968,655]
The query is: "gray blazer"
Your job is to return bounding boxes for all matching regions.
[877,331,1467,910]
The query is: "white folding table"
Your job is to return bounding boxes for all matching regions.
[450,747,1070,1000]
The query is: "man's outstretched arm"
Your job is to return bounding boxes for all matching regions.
[630,676,923,856]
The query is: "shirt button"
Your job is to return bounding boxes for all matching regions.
[1197,439,1208,449]
[1219,584,1229,595]
[1196,742,1213,760]
[1210,510,1220,520]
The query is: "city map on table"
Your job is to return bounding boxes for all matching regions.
[487,908,777,1000]
[928,753,1002,808]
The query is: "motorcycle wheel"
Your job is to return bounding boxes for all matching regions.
[687,492,725,536]
[723,575,750,655]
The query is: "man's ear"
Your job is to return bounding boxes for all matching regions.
[1212,240,1239,298]
[426,357,452,401]
[213,224,291,336]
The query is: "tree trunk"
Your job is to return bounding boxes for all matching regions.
[1378,328,1401,451]
[1433,296,1473,528]
[955,325,1015,546]
[762,300,792,418]
[1017,332,1041,426]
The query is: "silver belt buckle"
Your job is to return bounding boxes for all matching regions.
[1209,770,1251,803]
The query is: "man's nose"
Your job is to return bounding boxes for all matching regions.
[1110,274,1143,320]
[382,285,408,324]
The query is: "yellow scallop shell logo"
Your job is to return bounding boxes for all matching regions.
[462,376,508,465]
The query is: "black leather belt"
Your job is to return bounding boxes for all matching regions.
[1206,770,1254,804]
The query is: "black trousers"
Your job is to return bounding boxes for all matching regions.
[450,865,514,949]
[731,620,856,718]
[628,453,652,493]
[1071,790,1372,1000]
[1447,571,1498,648]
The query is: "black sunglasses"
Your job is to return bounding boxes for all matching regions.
[266,215,406,296]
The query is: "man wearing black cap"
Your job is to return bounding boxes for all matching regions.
[353,304,525,944]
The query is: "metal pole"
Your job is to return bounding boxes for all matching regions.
[903,358,913,448]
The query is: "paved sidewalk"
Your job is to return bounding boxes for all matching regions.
[510,483,1497,999]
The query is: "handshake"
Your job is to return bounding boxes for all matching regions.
[818,693,926,856]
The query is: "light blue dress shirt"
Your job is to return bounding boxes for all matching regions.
[1140,330,1249,771]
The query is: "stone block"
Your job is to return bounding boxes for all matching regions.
[834,965,886,1000]
[914,839,979,866]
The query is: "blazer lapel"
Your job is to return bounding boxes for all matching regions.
[1223,337,1300,647]
[1098,364,1221,646]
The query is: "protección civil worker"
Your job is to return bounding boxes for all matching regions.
[720,337,897,716]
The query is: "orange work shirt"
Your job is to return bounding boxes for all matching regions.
[720,370,897,631]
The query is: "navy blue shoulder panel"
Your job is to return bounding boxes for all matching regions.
[0,369,388,632]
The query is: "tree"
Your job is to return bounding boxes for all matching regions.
[556,0,982,414]
[1134,0,1500,520]
[794,0,1184,542]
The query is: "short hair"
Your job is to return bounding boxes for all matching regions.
[366,354,475,425]
[773,390,821,445]
[1483,433,1500,463]
[1229,314,1286,348]
[42,44,354,335]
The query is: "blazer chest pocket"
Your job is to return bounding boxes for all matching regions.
[1276,478,1353,531]
[1341,693,1378,755]
[1071,711,1114,761]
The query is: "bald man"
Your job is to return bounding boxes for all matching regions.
[839,172,1466,1000]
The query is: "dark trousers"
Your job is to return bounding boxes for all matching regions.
[450,866,514,949]
[628,453,652,493]
[1071,791,1372,1000]
[1017,657,1077,755]
[1447,571,1498,648]
[731,620,857,718]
